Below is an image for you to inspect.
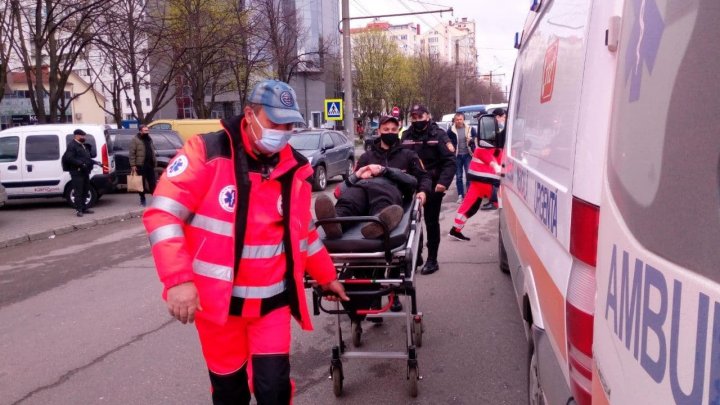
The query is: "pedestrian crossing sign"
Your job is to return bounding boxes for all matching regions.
[324,99,343,121]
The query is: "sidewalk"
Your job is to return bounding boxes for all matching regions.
[0,193,146,249]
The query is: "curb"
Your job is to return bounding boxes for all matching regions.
[0,209,145,249]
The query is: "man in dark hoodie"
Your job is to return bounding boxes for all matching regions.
[315,115,431,240]
[401,104,456,275]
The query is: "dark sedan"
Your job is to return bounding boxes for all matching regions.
[108,129,183,189]
[288,130,355,191]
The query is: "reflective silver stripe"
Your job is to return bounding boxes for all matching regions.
[193,259,233,281]
[189,214,233,236]
[148,224,184,246]
[307,238,324,256]
[241,243,285,259]
[455,214,468,222]
[308,222,316,232]
[468,169,500,181]
[471,157,485,164]
[150,196,192,221]
[232,280,287,299]
[299,238,309,252]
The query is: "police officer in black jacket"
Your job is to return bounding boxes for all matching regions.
[401,104,456,274]
[62,129,96,217]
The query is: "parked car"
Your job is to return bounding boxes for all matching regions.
[0,124,116,207]
[148,119,222,143]
[288,130,355,191]
[108,129,183,189]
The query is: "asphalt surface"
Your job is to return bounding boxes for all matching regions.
[0,185,527,405]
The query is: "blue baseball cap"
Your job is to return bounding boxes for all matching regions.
[247,80,304,125]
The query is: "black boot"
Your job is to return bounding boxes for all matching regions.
[420,258,439,275]
[208,367,251,405]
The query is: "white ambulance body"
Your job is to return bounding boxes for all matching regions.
[499,0,620,404]
[594,0,720,404]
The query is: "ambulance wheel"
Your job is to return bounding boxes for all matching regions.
[412,321,423,347]
[332,366,343,397]
[528,336,545,405]
[408,366,419,397]
[351,320,362,347]
[499,232,510,274]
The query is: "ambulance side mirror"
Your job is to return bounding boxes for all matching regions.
[478,114,498,144]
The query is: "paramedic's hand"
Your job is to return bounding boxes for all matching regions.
[435,184,447,193]
[321,280,350,302]
[167,281,203,324]
[416,192,426,206]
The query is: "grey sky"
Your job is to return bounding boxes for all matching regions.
[348,0,529,90]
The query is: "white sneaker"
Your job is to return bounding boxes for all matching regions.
[457,196,463,204]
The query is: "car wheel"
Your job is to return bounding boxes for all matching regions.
[65,185,98,208]
[342,159,354,180]
[528,334,545,405]
[313,165,327,191]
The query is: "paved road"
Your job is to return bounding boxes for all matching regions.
[0,187,527,405]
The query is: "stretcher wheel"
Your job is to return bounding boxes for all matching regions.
[351,321,362,347]
[332,366,343,397]
[412,321,423,347]
[408,366,419,397]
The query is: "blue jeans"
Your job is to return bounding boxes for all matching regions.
[455,153,472,197]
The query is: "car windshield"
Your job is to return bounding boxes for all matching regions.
[288,133,320,150]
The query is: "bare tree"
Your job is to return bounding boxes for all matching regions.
[158,0,236,119]
[87,0,183,125]
[254,0,335,84]
[0,1,15,104]
[413,53,456,119]
[9,0,117,123]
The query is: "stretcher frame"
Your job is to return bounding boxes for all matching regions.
[305,196,425,398]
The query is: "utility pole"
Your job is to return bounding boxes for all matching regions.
[341,0,354,139]
[455,40,460,110]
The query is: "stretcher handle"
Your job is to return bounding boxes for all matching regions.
[356,293,394,315]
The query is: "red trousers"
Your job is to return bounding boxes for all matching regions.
[195,306,294,404]
[453,182,492,230]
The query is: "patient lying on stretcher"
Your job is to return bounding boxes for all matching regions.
[314,116,432,239]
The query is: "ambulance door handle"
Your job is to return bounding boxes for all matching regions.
[8,165,17,171]
[26,164,33,172]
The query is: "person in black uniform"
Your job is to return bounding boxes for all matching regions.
[62,129,96,217]
[401,104,456,275]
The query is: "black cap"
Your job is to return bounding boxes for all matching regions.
[379,115,399,126]
[73,129,87,136]
[409,104,429,115]
[492,108,506,117]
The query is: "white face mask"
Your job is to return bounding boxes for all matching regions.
[251,114,291,154]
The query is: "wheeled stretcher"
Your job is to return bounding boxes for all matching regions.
[305,195,425,398]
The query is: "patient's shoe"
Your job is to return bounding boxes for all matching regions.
[314,194,343,239]
[361,205,404,239]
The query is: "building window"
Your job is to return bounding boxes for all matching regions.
[86,68,91,76]
[428,37,439,43]
[400,35,407,40]
[145,98,150,106]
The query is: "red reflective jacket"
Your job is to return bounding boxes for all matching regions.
[467,141,502,185]
[143,115,336,329]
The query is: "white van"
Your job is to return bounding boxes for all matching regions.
[499,1,720,404]
[498,0,619,404]
[0,124,117,207]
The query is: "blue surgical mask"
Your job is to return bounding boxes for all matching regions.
[252,114,291,154]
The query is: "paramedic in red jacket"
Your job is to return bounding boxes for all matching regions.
[448,139,502,241]
[143,79,348,405]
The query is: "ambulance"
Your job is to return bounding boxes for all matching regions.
[498,0,719,404]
